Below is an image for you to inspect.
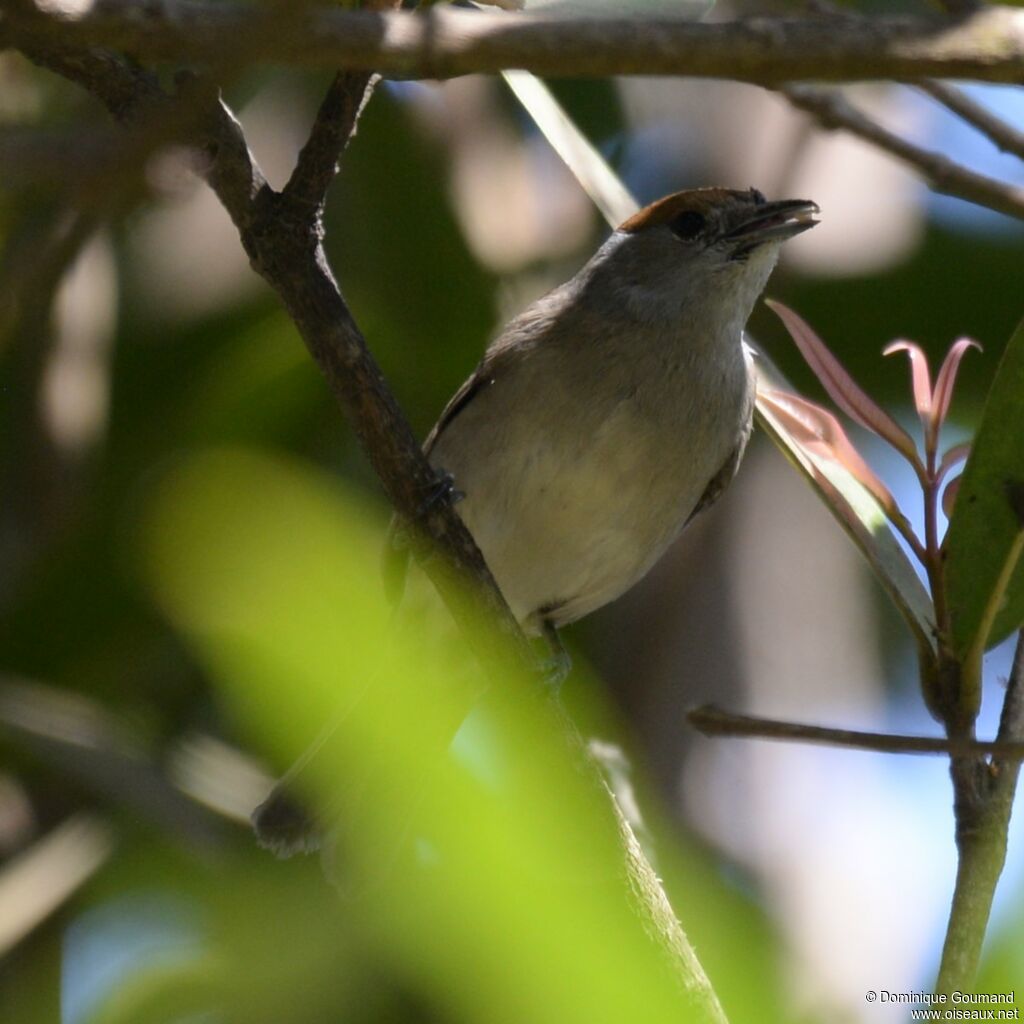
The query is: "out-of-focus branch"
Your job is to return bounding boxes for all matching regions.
[0,814,114,958]
[0,677,224,847]
[918,81,1024,162]
[781,84,1024,222]
[5,2,1024,84]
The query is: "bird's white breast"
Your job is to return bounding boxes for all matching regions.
[430,326,753,633]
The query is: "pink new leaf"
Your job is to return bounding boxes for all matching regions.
[883,340,932,436]
[937,442,971,487]
[758,388,898,518]
[931,339,981,450]
[766,300,921,469]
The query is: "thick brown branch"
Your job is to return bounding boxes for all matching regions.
[12,37,534,678]
[5,2,1024,84]
[782,84,1024,221]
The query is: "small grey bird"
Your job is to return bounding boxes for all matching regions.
[401,187,817,639]
[253,186,818,856]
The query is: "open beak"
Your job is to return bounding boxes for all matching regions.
[726,199,820,246]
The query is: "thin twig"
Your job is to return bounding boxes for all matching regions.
[5,2,1024,84]
[918,81,1024,163]
[781,84,1024,222]
[688,705,1024,759]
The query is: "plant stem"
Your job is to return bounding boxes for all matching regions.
[937,767,1017,991]
[936,630,1024,992]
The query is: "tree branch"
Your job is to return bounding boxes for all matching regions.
[687,705,1024,758]
[781,84,1024,221]
[283,70,377,213]
[5,2,1024,84]
[918,80,1024,163]
[11,29,731,1017]
[14,36,531,673]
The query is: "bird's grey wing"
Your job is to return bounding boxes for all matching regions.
[685,403,754,526]
[381,358,501,608]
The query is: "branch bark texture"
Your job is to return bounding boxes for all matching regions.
[5,2,1024,84]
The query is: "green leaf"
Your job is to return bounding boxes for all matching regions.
[140,448,725,1024]
[945,315,1024,657]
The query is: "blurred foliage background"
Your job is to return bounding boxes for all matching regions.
[1,11,1024,1023]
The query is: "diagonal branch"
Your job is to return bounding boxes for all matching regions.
[5,2,1024,84]
[781,84,1024,222]
[14,34,729,1017]
[16,35,529,673]
[918,80,1024,163]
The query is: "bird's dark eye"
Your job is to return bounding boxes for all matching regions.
[669,210,706,241]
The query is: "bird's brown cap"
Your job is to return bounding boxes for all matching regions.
[618,188,762,234]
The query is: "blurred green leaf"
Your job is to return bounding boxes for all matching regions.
[140,447,723,1024]
[83,958,220,1024]
[945,315,1024,657]
[182,310,324,446]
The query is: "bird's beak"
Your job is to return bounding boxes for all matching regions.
[726,199,820,246]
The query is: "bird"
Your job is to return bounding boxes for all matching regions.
[253,186,818,857]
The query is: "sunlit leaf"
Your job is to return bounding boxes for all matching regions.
[754,369,936,656]
[945,316,1024,656]
[757,388,900,520]
[766,300,922,469]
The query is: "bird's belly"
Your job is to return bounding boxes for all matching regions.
[435,387,746,633]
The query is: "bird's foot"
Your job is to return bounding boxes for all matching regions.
[418,468,465,520]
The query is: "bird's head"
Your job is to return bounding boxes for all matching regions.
[588,187,819,331]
